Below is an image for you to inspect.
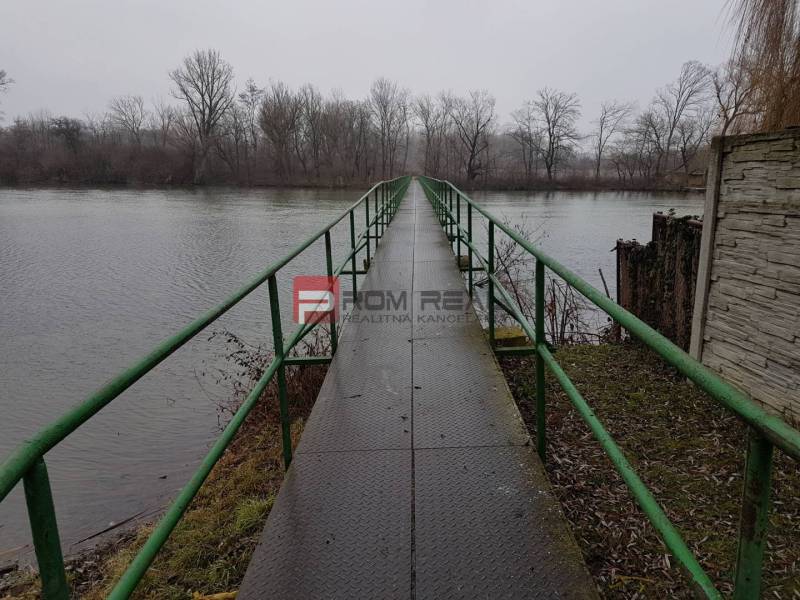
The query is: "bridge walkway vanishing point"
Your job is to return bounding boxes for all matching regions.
[238,181,598,599]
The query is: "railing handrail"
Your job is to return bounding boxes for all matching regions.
[0,176,412,600]
[418,175,798,600]
[421,176,800,461]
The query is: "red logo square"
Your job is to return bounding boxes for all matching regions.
[293,276,339,324]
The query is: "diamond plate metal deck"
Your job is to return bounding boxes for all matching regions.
[238,450,412,599]
[238,181,597,600]
[415,446,597,600]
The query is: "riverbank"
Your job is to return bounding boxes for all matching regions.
[0,359,326,600]
[0,179,704,195]
[500,342,800,598]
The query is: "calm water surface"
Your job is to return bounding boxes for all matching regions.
[0,186,703,560]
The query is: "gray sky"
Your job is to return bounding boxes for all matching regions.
[0,0,734,129]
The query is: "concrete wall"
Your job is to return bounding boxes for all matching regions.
[690,130,800,427]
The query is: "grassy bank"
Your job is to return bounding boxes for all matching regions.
[1,360,326,600]
[500,342,800,598]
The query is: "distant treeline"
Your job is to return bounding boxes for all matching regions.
[0,49,766,189]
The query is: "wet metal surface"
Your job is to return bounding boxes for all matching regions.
[238,182,597,599]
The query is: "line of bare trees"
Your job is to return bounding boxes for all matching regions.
[422,59,754,188]
[0,47,768,188]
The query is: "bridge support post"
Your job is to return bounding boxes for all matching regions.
[733,429,773,600]
[268,275,292,469]
[535,259,546,462]
[24,457,69,600]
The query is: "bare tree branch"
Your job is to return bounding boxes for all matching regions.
[109,94,147,146]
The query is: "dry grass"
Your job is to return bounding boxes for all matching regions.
[1,355,326,600]
[501,341,800,599]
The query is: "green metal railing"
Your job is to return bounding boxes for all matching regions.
[0,175,411,600]
[418,175,800,600]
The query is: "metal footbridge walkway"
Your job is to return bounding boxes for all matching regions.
[237,181,596,598]
[2,176,799,599]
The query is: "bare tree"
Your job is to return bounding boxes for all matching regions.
[635,109,668,179]
[239,78,264,154]
[172,110,199,157]
[83,111,112,145]
[299,84,325,178]
[369,78,410,178]
[170,49,235,183]
[50,116,82,154]
[676,106,716,177]
[330,95,373,181]
[509,100,542,182]
[216,104,248,180]
[414,94,446,175]
[592,100,633,178]
[450,90,495,181]
[712,59,758,135]
[532,88,581,181]
[109,95,147,145]
[653,61,710,175]
[608,109,665,184]
[149,98,176,148]
[260,81,300,181]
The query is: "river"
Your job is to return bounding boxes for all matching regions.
[0,185,703,561]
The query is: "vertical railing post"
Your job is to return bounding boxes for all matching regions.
[448,187,454,247]
[488,222,496,348]
[434,182,438,219]
[456,193,461,259]
[267,275,292,469]
[380,185,385,238]
[324,231,338,356]
[534,259,546,462]
[374,187,379,243]
[23,458,69,600]
[733,429,774,600]
[441,184,445,225]
[436,184,440,222]
[349,210,358,300]
[365,197,371,268]
[467,203,473,298]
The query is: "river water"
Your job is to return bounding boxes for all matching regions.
[0,186,703,561]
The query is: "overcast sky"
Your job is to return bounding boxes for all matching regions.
[1,0,735,129]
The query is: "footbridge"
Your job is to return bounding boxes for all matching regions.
[1,177,798,599]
